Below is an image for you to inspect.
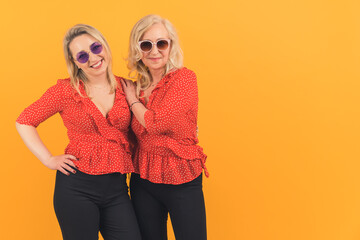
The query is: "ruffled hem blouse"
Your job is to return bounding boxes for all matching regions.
[131,67,209,184]
[16,77,135,175]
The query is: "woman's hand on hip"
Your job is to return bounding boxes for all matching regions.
[45,154,78,175]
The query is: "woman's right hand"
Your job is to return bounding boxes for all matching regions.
[45,154,78,175]
[121,79,138,104]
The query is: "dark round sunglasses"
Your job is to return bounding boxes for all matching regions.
[75,42,103,64]
[138,39,171,53]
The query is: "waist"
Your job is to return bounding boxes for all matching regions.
[64,137,134,175]
[69,134,118,143]
[55,170,128,192]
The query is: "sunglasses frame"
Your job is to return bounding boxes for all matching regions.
[138,39,171,53]
[74,42,103,64]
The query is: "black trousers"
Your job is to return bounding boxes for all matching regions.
[130,173,207,240]
[53,170,141,240]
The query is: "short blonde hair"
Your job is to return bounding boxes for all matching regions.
[127,15,183,97]
[63,24,117,97]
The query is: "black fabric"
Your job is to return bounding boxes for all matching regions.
[53,170,141,240]
[130,173,207,240]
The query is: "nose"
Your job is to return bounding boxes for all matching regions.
[88,51,100,63]
[149,44,160,55]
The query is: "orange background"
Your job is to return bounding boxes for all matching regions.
[1,0,360,239]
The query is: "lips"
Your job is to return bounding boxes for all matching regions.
[91,59,103,69]
[148,57,161,62]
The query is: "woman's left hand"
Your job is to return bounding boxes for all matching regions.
[121,79,138,104]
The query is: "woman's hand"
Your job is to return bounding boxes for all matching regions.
[120,78,147,127]
[16,123,78,175]
[45,154,78,176]
[121,79,138,105]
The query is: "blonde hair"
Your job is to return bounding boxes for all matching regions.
[127,15,183,97]
[63,24,117,97]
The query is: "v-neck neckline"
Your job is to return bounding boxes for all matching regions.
[89,90,116,119]
[78,80,118,119]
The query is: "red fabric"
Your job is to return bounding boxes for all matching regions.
[16,76,134,175]
[131,67,209,184]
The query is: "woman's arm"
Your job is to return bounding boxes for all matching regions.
[121,70,198,135]
[16,81,77,175]
[121,79,147,127]
[16,123,77,175]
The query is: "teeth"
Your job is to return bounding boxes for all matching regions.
[92,60,102,68]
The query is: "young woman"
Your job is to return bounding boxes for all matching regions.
[121,15,209,240]
[16,24,141,240]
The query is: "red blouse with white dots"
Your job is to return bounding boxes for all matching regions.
[131,67,209,184]
[16,76,135,175]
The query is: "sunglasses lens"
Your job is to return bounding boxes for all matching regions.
[157,40,169,51]
[140,41,152,52]
[90,42,103,54]
[76,52,89,64]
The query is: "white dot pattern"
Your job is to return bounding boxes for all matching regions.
[16,76,135,175]
[131,67,209,185]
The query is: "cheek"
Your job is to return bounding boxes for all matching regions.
[73,61,82,69]
[141,54,149,65]
[101,52,108,60]
[163,51,170,62]
[141,52,148,60]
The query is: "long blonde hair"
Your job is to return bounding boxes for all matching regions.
[127,15,183,97]
[63,24,117,96]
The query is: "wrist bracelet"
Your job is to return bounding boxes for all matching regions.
[130,101,141,111]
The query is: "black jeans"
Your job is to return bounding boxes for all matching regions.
[130,173,207,240]
[53,170,141,240]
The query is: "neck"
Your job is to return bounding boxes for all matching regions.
[149,68,165,83]
[87,72,109,87]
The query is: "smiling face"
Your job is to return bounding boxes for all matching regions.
[140,23,170,73]
[69,34,108,80]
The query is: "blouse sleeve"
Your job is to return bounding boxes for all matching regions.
[16,80,65,127]
[144,70,198,135]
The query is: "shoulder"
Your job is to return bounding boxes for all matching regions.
[57,78,73,90]
[45,78,73,97]
[172,67,196,80]
[114,75,124,83]
[56,78,72,87]
[115,75,137,87]
[168,67,197,88]
[169,67,197,85]
[180,67,197,78]
[114,75,126,93]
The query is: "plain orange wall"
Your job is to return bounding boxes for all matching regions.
[1,0,360,239]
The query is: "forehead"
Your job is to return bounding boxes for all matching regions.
[141,23,169,40]
[69,34,98,53]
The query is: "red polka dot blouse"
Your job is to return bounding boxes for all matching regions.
[131,67,209,184]
[16,76,135,175]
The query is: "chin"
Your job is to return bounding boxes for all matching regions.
[87,69,107,78]
[149,63,166,70]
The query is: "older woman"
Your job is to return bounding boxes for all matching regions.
[16,24,141,240]
[121,15,209,240]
